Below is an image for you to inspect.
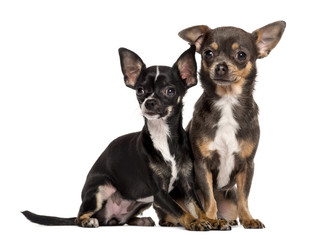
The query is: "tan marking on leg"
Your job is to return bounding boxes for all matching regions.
[179,212,212,231]
[77,213,99,228]
[239,140,255,159]
[79,212,93,221]
[204,171,218,219]
[236,167,265,229]
[236,166,252,221]
[179,212,195,229]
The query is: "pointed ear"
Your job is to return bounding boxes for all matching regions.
[252,21,286,59]
[178,25,210,52]
[118,48,146,89]
[174,45,197,88]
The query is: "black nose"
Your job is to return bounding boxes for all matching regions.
[215,63,228,76]
[145,99,157,111]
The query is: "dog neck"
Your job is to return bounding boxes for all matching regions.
[145,111,183,142]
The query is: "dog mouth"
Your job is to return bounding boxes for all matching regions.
[143,111,161,120]
[141,98,173,120]
[213,78,237,86]
[142,109,169,120]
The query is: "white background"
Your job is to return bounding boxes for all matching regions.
[1,0,327,239]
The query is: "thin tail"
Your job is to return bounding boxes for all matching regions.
[22,210,76,226]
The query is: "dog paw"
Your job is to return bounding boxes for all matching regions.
[186,219,212,231]
[127,217,155,226]
[240,219,265,229]
[209,219,231,231]
[228,219,238,226]
[138,217,155,226]
[80,218,99,228]
[159,220,180,227]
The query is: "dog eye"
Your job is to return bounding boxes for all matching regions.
[136,88,145,96]
[204,50,214,59]
[165,88,176,97]
[236,51,247,61]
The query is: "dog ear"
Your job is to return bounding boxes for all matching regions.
[174,45,197,88]
[178,25,210,52]
[119,48,146,89]
[252,21,286,59]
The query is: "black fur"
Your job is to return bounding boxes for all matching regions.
[22,46,230,231]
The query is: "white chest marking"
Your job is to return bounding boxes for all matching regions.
[209,95,240,188]
[147,118,178,192]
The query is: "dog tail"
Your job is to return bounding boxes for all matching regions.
[22,210,76,226]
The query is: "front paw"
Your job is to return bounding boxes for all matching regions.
[159,220,180,227]
[208,219,231,230]
[228,220,238,226]
[78,217,99,228]
[186,219,212,231]
[240,219,265,229]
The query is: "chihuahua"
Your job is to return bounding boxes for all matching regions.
[178,21,286,228]
[22,46,230,231]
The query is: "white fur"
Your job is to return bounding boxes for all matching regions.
[186,202,198,218]
[136,196,154,203]
[155,66,160,81]
[147,118,178,192]
[209,95,240,188]
[86,218,99,227]
[96,184,117,211]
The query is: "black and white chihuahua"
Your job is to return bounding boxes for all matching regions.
[22,46,230,231]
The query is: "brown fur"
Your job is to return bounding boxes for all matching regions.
[179,21,286,229]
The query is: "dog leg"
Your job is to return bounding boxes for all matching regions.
[236,163,265,229]
[154,203,180,227]
[155,207,181,227]
[215,188,238,225]
[76,183,116,227]
[126,202,155,227]
[190,200,231,231]
[153,188,184,227]
[202,170,218,219]
[154,189,211,231]
[194,161,218,219]
[181,179,231,231]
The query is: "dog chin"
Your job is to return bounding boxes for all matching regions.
[143,113,161,120]
[141,107,172,120]
[213,78,238,86]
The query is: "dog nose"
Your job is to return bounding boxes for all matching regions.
[215,63,228,76]
[145,99,157,111]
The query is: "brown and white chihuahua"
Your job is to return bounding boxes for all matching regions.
[178,21,286,228]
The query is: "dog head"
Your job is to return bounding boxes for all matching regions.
[119,46,197,120]
[179,21,286,96]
